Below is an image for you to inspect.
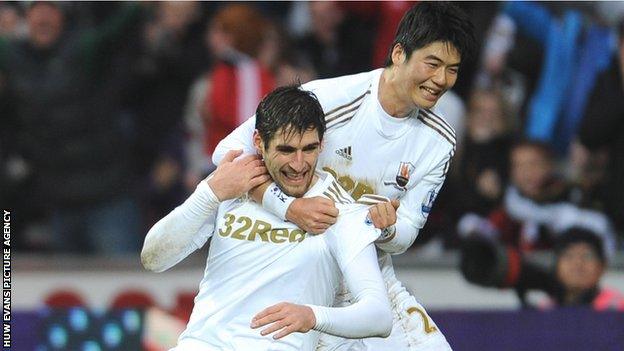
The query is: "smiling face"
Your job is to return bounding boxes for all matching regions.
[389,41,461,111]
[254,126,321,198]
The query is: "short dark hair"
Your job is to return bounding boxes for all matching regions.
[555,227,606,263]
[255,85,325,149]
[384,2,476,67]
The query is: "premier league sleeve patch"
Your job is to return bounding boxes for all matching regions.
[421,188,438,216]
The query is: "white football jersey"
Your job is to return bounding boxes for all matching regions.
[305,68,455,229]
[212,68,456,350]
[175,172,380,351]
[215,68,456,230]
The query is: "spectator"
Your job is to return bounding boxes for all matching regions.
[296,1,373,78]
[185,4,275,186]
[457,140,616,256]
[455,88,514,217]
[129,1,209,227]
[461,227,624,310]
[0,2,144,254]
[577,19,624,236]
[493,2,614,154]
[0,3,26,40]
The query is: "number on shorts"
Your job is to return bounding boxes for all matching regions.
[407,307,437,334]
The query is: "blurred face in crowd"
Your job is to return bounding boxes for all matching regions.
[27,3,63,49]
[387,42,461,114]
[158,1,199,33]
[0,6,21,37]
[207,22,232,58]
[309,1,343,44]
[556,242,604,293]
[510,145,553,199]
[254,126,321,198]
[468,90,506,143]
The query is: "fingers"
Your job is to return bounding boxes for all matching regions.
[236,153,262,165]
[391,199,400,210]
[368,201,397,229]
[251,164,268,177]
[248,174,271,189]
[312,197,339,218]
[261,320,288,336]
[369,205,383,229]
[222,149,244,163]
[252,303,284,325]
[273,324,297,339]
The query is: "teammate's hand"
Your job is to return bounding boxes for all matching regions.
[368,200,400,229]
[207,150,270,201]
[251,302,316,339]
[286,197,338,234]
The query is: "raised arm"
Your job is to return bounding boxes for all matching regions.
[141,150,269,272]
[211,116,258,165]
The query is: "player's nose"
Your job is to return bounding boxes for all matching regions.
[289,151,305,172]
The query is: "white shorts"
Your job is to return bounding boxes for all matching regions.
[316,254,452,351]
[316,300,451,351]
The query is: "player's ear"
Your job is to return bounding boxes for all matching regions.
[253,130,264,153]
[391,44,406,65]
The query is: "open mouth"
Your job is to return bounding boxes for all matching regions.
[420,86,442,101]
[282,170,307,184]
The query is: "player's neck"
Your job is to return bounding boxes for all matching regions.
[379,68,416,118]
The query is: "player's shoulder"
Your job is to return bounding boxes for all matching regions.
[415,107,457,151]
[302,69,378,114]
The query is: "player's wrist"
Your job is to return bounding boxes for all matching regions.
[262,182,295,220]
[375,225,396,244]
[304,304,324,331]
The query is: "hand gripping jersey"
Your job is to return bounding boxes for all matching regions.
[213,69,456,350]
[175,173,381,351]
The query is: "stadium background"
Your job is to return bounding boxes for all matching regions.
[3,1,624,350]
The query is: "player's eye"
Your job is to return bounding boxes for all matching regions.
[303,145,318,153]
[276,146,296,154]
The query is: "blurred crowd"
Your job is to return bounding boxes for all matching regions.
[1,1,623,270]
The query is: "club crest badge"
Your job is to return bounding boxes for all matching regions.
[383,162,415,191]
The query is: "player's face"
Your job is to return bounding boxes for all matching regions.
[255,126,321,197]
[391,41,461,110]
[556,243,604,293]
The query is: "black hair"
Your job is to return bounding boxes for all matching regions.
[255,85,325,149]
[555,227,606,264]
[384,2,476,67]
